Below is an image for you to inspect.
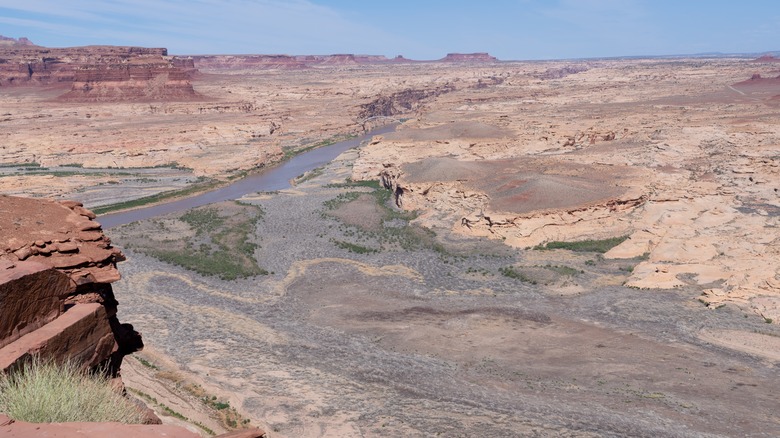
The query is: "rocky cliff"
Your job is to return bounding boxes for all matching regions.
[0,196,139,374]
[0,37,199,101]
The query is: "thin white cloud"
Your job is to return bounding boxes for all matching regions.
[0,15,92,37]
[0,0,408,55]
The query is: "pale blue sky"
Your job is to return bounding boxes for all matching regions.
[0,0,778,60]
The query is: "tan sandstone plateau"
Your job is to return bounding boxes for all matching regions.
[351,58,780,323]
[2,36,780,436]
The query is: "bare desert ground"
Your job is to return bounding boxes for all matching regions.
[3,54,780,436]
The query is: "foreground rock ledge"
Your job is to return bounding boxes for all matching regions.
[0,414,265,438]
[0,196,139,373]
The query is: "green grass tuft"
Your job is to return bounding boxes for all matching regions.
[0,358,144,424]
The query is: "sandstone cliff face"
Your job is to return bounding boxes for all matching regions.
[0,196,140,373]
[0,42,198,101]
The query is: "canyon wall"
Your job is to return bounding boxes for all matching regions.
[0,37,198,101]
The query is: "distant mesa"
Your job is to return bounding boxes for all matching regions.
[191,52,496,72]
[191,53,420,72]
[0,35,199,102]
[438,53,498,62]
[0,35,36,47]
[751,54,780,63]
[733,73,780,87]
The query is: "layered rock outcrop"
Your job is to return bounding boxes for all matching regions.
[0,196,139,373]
[0,37,198,101]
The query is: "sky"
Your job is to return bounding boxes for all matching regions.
[0,0,778,60]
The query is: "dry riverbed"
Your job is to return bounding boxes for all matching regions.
[110,149,780,437]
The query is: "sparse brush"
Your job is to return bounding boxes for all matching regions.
[499,266,537,284]
[533,236,628,253]
[0,357,144,424]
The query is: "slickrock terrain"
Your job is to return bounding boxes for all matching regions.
[352,57,780,323]
[0,44,497,204]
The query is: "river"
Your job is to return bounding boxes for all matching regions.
[98,124,396,229]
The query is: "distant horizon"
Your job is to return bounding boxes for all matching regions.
[2,34,777,63]
[1,1,779,61]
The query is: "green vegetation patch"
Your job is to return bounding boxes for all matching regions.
[533,235,629,253]
[321,178,452,255]
[129,388,215,435]
[93,177,220,215]
[499,266,537,284]
[126,201,268,280]
[293,166,325,185]
[0,162,41,168]
[543,264,583,276]
[0,358,144,424]
[333,239,378,254]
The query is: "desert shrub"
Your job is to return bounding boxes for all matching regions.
[140,202,268,280]
[333,240,378,254]
[0,358,144,424]
[499,266,537,284]
[544,264,582,276]
[533,236,628,253]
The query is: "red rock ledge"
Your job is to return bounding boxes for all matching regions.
[0,196,138,374]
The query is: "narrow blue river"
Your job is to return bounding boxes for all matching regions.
[98,124,396,229]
